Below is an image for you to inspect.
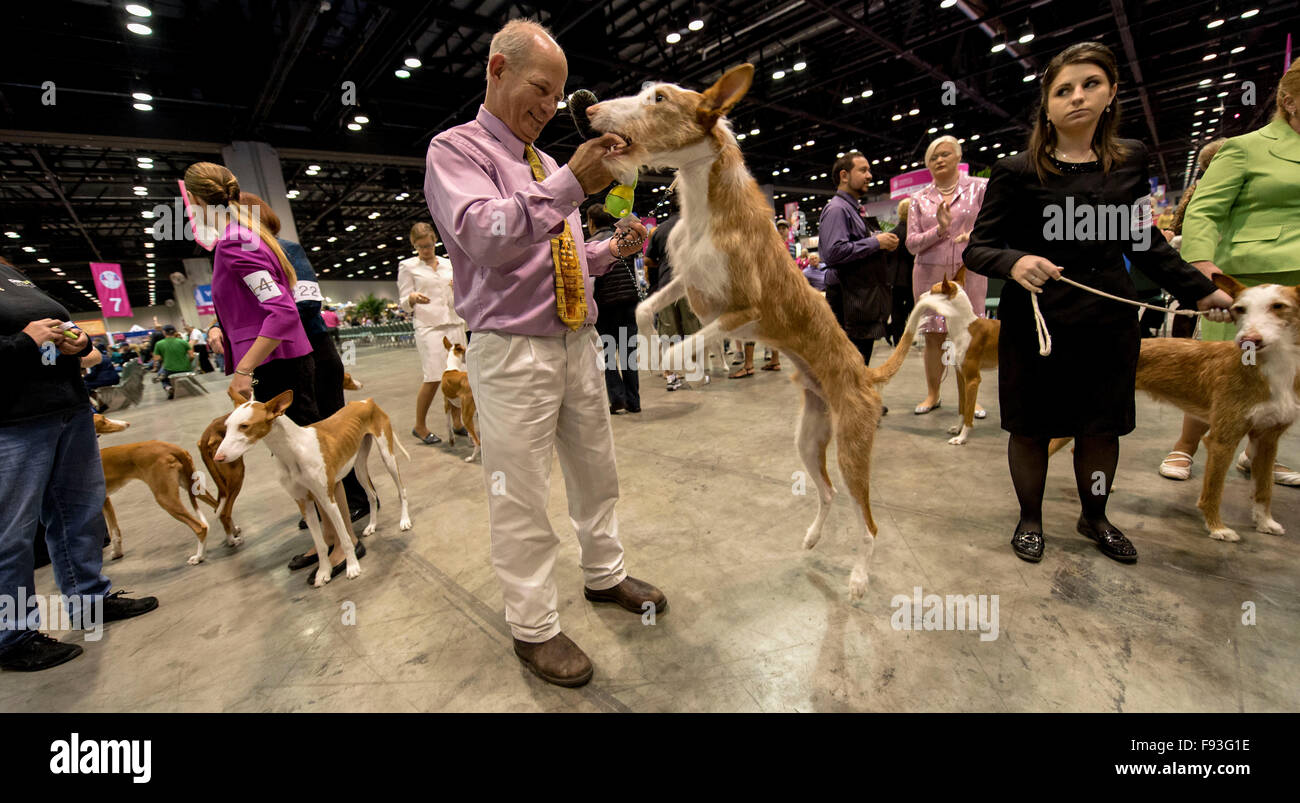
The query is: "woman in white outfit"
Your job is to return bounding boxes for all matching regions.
[398,222,466,444]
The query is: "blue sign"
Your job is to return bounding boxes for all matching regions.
[194,284,214,314]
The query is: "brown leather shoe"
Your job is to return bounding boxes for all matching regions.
[584,576,667,615]
[512,632,593,688]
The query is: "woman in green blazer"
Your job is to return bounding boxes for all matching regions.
[1161,59,1300,485]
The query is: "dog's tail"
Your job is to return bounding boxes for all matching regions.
[176,448,218,510]
[865,294,943,388]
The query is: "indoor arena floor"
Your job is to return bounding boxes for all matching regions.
[5,341,1298,712]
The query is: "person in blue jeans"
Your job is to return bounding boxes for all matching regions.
[0,256,158,672]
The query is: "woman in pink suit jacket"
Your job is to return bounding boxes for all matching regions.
[183,162,317,423]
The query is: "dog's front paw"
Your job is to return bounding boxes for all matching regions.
[345,560,361,580]
[802,526,822,550]
[1255,517,1285,536]
[947,423,961,435]
[226,534,244,548]
[187,553,204,565]
[313,567,332,587]
[848,566,870,600]
[362,522,377,536]
[947,434,969,446]
[1209,526,1241,542]
[111,549,124,561]
[399,517,413,531]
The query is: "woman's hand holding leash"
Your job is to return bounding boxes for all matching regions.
[1010,255,1063,294]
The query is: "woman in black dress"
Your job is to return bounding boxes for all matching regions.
[963,42,1232,564]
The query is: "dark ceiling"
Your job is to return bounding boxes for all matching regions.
[1,0,1295,314]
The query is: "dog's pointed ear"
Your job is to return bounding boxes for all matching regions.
[443,336,452,350]
[1212,272,1245,299]
[266,390,294,418]
[953,265,968,286]
[697,64,753,131]
[227,386,249,407]
[940,277,955,296]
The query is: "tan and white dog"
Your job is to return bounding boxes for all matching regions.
[588,64,922,599]
[100,439,221,564]
[213,389,412,587]
[194,372,369,550]
[908,268,1001,445]
[440,336,480,462]
[1052,274,1300,542]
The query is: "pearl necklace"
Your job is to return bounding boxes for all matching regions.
[934,179,959,195]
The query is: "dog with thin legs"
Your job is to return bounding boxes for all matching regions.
[588,64,923,599]
[213,388,413,587]
[1051,274,1300,542]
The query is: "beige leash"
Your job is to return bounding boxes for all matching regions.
[1030,272,1209,356]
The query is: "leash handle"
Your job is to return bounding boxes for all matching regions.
[1031,269,1209,357]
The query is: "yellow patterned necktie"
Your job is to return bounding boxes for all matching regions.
[524,144,587,330]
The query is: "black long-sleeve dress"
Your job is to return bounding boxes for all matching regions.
[962,140,1218,438]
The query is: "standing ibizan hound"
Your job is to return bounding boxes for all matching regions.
[213,388,412,587]
[587,64,923,599]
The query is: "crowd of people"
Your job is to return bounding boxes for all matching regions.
[2,14,1296,691]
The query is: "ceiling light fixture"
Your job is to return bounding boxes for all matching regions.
[404,56,421,69]
[126,4,152,16]
[132,92,152,102]
[395,68,411,79]
[133,103,152,111]
[688,18,704,32]
[666,31,682,44]
[126,22,152,35]
[1017,23,1035,44]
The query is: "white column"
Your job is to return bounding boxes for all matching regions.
[221,141,300,243]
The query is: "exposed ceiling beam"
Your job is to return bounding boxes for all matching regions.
[29,147,104,261]
[1109,0,1173,187]
[249,0,321,129]
[801,0,1028,131]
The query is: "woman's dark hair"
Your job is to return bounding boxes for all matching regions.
[586,204,619,230]
[1027,42,1129,182]
[1169,138,1229,235]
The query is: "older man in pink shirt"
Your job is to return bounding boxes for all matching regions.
[424,19,663,688]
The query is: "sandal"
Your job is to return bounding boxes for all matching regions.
[729,368,755,379]
[1235,451,1300,486]
[973,407,987,419]
[761,363,782,371]
[913,399,941,415]
[1159,450,1193,481]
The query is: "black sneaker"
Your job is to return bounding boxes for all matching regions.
[0,633,83,672]
[101,590,159,623]
[626,402,641,413]
[453,426,469,437]
[166,387,174,400]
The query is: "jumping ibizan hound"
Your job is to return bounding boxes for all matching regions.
[587,64,924,599]
[213,388,412,587]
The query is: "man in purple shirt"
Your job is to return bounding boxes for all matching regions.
[818,152,899,370]
[424,19,664,688]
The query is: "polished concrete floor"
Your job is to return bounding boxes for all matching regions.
[4,340,1299,712]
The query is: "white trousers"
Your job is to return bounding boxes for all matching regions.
[466,327,627,642]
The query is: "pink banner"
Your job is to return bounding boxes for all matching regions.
[90,262,133,317]
[890,163,970,200]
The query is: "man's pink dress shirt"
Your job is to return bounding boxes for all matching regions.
[424,106,614,336]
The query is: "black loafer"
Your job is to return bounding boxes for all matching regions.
[307,539,366,584]
[0,633,83,672]
[1011,528,1045,562]
[453,426,469,437]
[1077,517,1138,563]
[288,547,329,571]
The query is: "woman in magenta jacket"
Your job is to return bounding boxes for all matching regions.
[183,162,317,421]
